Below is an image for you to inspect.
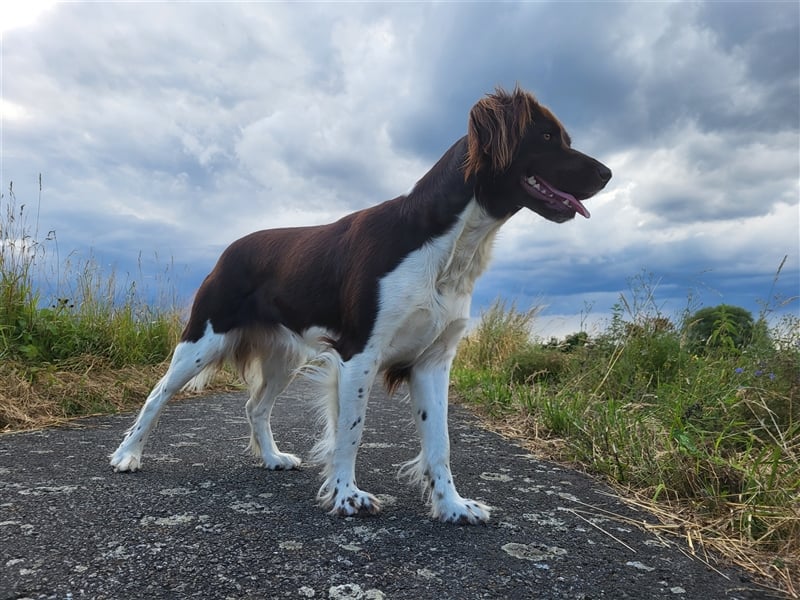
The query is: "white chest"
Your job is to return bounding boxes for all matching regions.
[372,199,505,367]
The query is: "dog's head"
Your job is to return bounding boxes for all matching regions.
[464,86,611,222]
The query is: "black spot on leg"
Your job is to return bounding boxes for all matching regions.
[350,417,362,429]
[421,411,427,421]
[363,370,369,375]
[358,387,363,394]
[430,479,435,488]
[333,487,339,497]
[336,478,340,484]
[345,482,349,488]
[437,492,444,500]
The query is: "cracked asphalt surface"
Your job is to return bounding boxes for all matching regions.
[0,381,776,599]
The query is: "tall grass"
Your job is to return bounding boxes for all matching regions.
[453,278,799,596]
[0,180,184,428]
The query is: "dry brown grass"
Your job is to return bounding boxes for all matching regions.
[0,359,240,431]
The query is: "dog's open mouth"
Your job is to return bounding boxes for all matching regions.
[521,175,591,219]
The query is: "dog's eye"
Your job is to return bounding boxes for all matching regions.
[543,133,551,141]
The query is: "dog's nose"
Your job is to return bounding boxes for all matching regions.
[597,163,612,183]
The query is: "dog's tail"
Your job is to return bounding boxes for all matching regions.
[303,350,340,466]
[181,363,223,393]
[300,350,341,503]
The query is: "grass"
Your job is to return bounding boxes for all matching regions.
[0,180,192,429]
[453,284,799,597]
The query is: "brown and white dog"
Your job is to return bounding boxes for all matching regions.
[110,86,611,524]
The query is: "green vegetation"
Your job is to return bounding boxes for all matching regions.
[684,303,758,353]
[0,180,185,428]
[453,278,799,595]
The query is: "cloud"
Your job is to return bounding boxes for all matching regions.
[2,1,798,339]
[0,1,56,33]
[611,123,798,223]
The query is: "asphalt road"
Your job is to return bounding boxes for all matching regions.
[0,381,776,599]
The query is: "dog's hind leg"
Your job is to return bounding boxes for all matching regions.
[402,321,490,524]
[109,323,227,472]
[245,355,301,470]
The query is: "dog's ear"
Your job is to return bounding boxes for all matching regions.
[464,86,535,181]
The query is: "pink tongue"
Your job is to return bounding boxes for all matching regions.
[534,176,592,219]
[560,190,591,219]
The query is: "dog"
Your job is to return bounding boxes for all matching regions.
[110,86,611,524]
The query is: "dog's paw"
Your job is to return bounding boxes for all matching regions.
[328,488,382,517]
[109,450,141,472]
[262,452,302,470]
[433,496,490,525]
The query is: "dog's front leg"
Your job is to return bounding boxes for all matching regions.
[406,338,490,524]
[317,354,381,517]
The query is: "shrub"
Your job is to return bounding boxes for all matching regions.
[684,304,756,353]
[503,345,571,384]
[456,299,538,372]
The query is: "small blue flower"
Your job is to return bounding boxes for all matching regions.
[734,367,744,374]
[769,373,776,381]
[755,369,764,377]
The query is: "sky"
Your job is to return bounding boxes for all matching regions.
[1,1,798,340]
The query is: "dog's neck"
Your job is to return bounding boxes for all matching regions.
[436,198,508,296]
[397,137,510,297]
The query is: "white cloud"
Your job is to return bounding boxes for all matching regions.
[624,122,798,223]
[0,1,56,33]
[0,99,30,122]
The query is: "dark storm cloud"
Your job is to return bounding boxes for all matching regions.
[386,2,634,160]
